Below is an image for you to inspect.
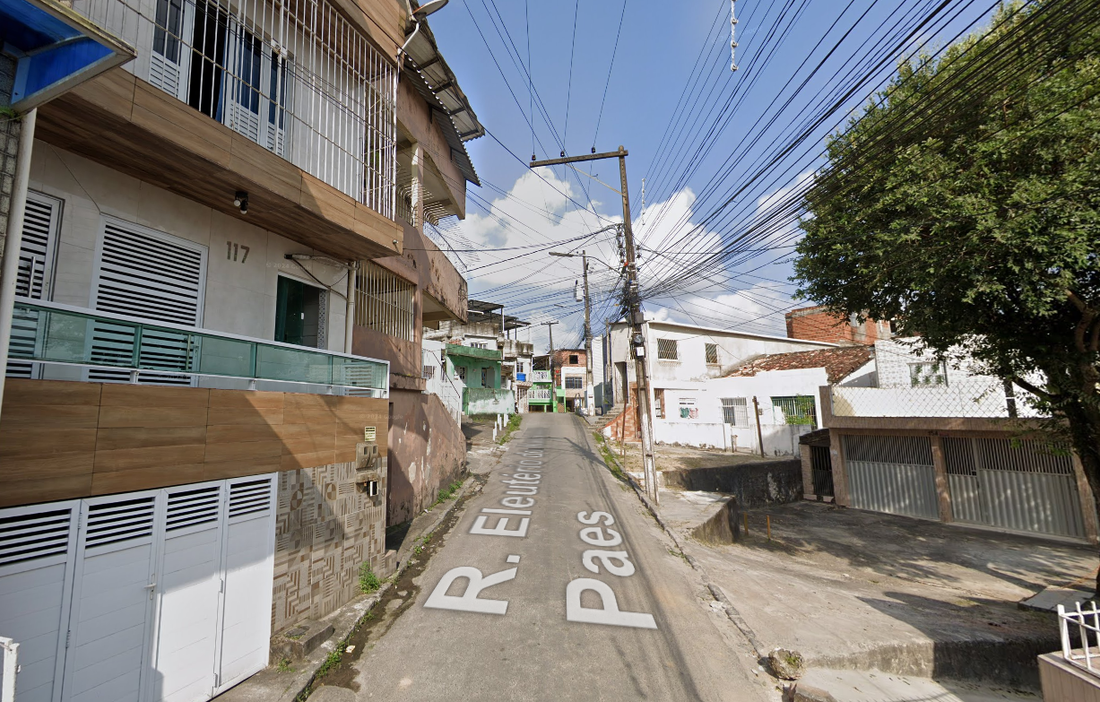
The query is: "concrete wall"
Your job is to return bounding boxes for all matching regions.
[466,387,515,415]
[386,389,465,525]
[1040,653,1100,702]
[26,144,352,350]
[273,457,391,633]
[663,458,803,508]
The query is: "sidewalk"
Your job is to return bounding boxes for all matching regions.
[655,488,1096,694]
[217,419,514,702]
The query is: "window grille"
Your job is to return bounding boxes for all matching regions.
[355,261,414,342]
[456,366,466,381]
[909,362,947,387]
[75,0,398,217]
[565,376,583,389]
[422,365,435,379]
[705,343,719,365]
[471,342,488,349]
[772,396,817,426]
[481,367,490,386]
[721,397,748,425]
[657,338,678,360]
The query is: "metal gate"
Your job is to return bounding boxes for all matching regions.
[942,437,1084,538]
[844,434,939,519]
[0,475,276,702]
[810,445,834,498]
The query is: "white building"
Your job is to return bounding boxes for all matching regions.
[601,319,842,452]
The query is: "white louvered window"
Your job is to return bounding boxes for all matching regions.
[90,218,207,385]
[7,191,61,379]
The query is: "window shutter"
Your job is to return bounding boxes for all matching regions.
[6,192,61,379]
[90,219,206,385]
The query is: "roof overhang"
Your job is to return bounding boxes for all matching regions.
[402,5,482,184]
[1,0,135,113]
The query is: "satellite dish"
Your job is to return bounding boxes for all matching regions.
[413,0,448,19]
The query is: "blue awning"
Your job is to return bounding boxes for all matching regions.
[1,0,134,113]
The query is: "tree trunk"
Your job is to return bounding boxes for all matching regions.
[1062,400,1100,594]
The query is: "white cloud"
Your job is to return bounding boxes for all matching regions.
[437,169,809,352]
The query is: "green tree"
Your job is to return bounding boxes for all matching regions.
[795,1,1100,572]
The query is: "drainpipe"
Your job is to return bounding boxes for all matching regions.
[345,261,358,354]
[0,108,37,426]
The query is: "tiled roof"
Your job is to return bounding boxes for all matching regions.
[727,346,873,384]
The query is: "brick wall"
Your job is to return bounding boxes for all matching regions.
[785,305,890,345]
[603,381,642,443]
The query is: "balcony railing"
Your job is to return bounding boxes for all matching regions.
[527,387,552,402]
[530,370,551,383]
[8,300,388,396]
[72,0,396,217]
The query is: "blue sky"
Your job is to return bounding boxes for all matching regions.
[421,0,1003,352]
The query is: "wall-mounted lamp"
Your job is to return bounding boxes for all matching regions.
[234,191,249,215]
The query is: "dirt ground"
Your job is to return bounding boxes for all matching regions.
[604,438,787,474]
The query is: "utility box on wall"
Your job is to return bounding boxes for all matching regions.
[356,439,382,500]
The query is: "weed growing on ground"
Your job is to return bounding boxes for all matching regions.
[314,649,342,679]
[497,413,522,444]
[358,562,381,593]
[276,658,294,673]
[593,432,629,483]
[433,480,464,506]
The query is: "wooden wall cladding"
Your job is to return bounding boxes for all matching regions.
[0,379,388,508]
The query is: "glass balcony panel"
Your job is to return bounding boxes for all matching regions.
[10,301,387,395]
[256,344,332,384]
[196,335,253,377]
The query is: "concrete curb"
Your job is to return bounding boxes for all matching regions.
[596,439,766,660]
[236,473,481,702]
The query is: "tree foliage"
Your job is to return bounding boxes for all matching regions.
[794,0,1100,499]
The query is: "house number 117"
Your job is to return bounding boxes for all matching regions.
[227,241,250,263]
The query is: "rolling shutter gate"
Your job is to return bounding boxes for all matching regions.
[0,475,276,702]
[843,435,939,520]
[943,437,1084,538]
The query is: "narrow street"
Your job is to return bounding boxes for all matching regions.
[339,414,772,701]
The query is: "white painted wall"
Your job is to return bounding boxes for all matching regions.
[28,144,351,352]
[608,321,836,386]
[651,368,828,455]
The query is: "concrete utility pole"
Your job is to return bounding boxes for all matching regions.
[531,147,658,505]
[542,320,558,413]
[549,250,593,415]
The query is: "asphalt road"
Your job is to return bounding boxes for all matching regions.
[348,414,771,701]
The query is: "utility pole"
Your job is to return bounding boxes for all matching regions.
[531,147,658,505]
[582,251,593,416]
[549,250,593,415]
[542,320,558,413]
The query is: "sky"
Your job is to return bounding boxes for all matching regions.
[417,0,1005,353]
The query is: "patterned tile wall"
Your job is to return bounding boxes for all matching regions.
[272,457,388,632]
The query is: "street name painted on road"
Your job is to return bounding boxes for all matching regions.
[424,437,656,629]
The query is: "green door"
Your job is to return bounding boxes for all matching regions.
[275,276,323,347]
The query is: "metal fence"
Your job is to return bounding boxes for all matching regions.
[1058,602,1100,680]
[72,0,396,216]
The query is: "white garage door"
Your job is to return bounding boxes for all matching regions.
[0,475,276,702]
